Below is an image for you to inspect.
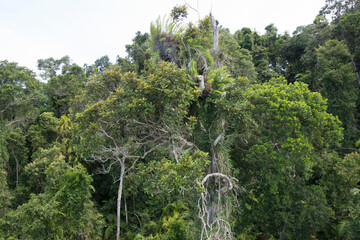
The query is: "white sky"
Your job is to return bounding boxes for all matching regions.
[0,0,326,72]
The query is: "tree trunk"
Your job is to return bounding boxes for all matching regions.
[116,163,125,240]
[341,33,360,85]
[210,12,221,69]
[11,148,19,188]
[210,12,220,54]
[125,196,128,225]
[208,145,217,226]
[350,56,360,86]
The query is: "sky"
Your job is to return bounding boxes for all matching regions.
[0,0,326,72]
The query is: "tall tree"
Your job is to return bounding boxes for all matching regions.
[233,78,343,239]
[192,13,255,240]
[0,60,42,126]
[321,0,360,19]
[124,32,151,73]
[235,27,254,51]
[0,60,42,205]
[219,29,257,81]
[37,55,71,81]
[337,12,360,84]
[44,63,86,117]
[316,40,359,150]
[74,61,197,240]
[84,55,112,76]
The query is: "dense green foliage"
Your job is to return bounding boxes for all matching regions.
[1,2,360,239]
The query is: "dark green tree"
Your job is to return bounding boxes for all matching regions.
[27,112,60,155]
[4,146,104,239]
[124,31,151,73]
[233,78,342,239]
[219,29,257,81]
[318,152,360,239]
[235,27,254,51]
[316,40,359,151]
[337,12,360,84]
[44,63,86,117]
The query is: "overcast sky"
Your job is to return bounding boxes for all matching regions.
[0,0,326,72]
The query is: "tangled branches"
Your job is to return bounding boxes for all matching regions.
[198,173,238,240]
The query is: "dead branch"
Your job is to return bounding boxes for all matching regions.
[198,172,236,240]
[184,0,200,20]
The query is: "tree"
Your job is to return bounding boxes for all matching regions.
[24,145,63,194]
[0,130,11,237]
[219,29,257,81]
[170,5,188,22]
[281,26,311,82]
[300,16,333,78]
[135,151,209,239]
[27,112,60,155]
[74,61,198,240]
[44,63,86,117]
[337,12,360,84]
[124,32,151,73]
[185,14,256,239]
[0,60,42,205]
[182,15,213,68]
[84,55,112,76]
[252,44,277,82]
[4,146,104,239]
[318,152,360,239]
[239,24,288,83]
[263,24,281,71]
[0,60,42,126]
[0,166,11,219]
[37,55,71,81]
[149,17,183,66]
[5,128,28,190]
[233,78,343,239]
[316,40,358,150]
[235,27,254,51]
[321,0,360,19]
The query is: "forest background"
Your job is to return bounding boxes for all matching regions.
[1,0,360,239]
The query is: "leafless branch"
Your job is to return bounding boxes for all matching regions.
[184,0,200,20]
